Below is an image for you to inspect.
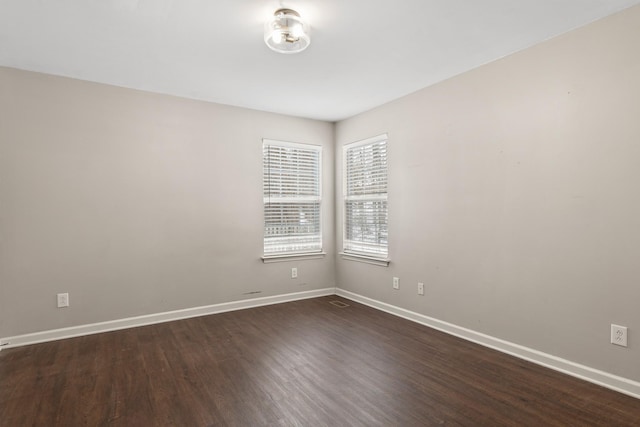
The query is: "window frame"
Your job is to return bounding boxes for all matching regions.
[341,134,390,266]
[261,139,324,262]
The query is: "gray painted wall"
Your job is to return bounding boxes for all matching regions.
[0,67,335,337]
[335,6,640,381]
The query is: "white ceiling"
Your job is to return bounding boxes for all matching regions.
[1,0,639,122]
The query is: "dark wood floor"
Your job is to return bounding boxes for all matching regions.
[1,296,639,426]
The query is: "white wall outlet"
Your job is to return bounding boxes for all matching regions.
[611,324,628,347]
[57,293,69,308]
[291,267,298,279]
[393,277,399,290]
[418,282,424,295]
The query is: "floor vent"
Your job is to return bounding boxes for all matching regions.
[329,300,350,308]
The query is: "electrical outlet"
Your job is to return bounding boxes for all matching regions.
[291,267,298,279]
[393,277,399,290]
[57,293,69,308]
[611,324,628,347]
[418,282,424,295]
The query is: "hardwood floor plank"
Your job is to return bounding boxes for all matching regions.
[1,296,639,426]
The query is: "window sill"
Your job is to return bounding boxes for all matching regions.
[339,252,390,267]
[262,252,326,264]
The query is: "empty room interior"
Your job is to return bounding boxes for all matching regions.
[1,0,640,425]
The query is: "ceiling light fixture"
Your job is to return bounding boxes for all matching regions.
[264,8,310,54]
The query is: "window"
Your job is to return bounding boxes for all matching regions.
[343,134,388,261]
[263,139,322,257]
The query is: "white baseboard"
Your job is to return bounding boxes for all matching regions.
[0,288,335,350]
[336,288,640,400]
[3,286,638,400]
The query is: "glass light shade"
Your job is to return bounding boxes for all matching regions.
[264,9,310,54]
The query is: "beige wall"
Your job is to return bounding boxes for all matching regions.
[0,67,335,337]
[335,6,640,381]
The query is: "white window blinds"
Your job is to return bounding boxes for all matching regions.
[343,135,388,258]
[263,140,322,255]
